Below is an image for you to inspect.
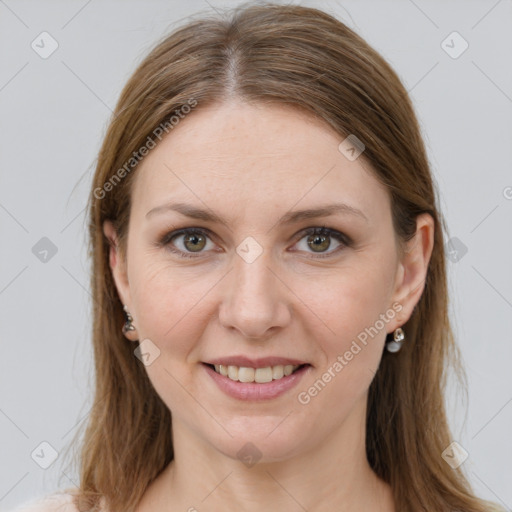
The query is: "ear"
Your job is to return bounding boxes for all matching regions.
[388,213,435,332]
[103,220,137,341]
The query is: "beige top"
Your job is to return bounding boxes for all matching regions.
[9,491,89,512]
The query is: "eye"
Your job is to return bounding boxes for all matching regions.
[160,228,215,259]
[159,226,351,259]
[292,227,351,258]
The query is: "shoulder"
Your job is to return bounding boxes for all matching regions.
[9,489,81,512]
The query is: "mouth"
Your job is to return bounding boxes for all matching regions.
[203,362,310,384]
[202,361,312,401]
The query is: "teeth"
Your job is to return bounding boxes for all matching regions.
[228,365,238,380]
[272,365,284,379]
[254,367,273,383]
[238,367,255,382]
[212,363,302,383]
[284,364,294,376]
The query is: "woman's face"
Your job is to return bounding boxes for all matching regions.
[106,100,432,463]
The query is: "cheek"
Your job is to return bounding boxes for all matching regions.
[310,262,394,342]
[299,252,397,395]
[295,271,392,419]
[128,230,397,353]
[128,256,219,354]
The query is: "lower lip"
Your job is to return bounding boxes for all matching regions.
[202,363,311,401]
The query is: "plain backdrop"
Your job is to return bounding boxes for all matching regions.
[1,0,511,510]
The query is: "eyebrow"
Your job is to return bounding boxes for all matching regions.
[146,201,368,224]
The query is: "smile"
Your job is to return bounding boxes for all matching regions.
[202,362,311,401]
[209,363,304,383]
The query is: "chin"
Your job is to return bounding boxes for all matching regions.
[203,418,315,465]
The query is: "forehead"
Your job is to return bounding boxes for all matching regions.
[131,101,390,225]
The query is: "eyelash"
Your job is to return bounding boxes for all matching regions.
[158,227,352,260]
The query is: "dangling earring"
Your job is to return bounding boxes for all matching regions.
[122,305,136,334]
[386,327,405,353]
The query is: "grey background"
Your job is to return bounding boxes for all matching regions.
[1,0,511,510]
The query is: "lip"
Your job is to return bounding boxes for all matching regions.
[202,362,311,401]
[204,356,309,368]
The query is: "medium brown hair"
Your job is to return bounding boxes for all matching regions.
[70,3,500,511]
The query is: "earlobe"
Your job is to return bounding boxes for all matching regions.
[122,304,139,342]
[103,221,138,341]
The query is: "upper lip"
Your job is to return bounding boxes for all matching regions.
[204,356,309,368]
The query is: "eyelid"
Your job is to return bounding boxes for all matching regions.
[159,227,215,246]
[290,226,351,257]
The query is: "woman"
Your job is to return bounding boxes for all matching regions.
[12,3,502,511]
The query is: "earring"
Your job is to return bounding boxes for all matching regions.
[386,327,405,353]
[122,305,136,334]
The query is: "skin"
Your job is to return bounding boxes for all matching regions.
[104,100,434,512]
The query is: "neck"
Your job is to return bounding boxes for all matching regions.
[137,398,394,512]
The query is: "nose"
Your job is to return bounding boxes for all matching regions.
[218,251,292,339]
